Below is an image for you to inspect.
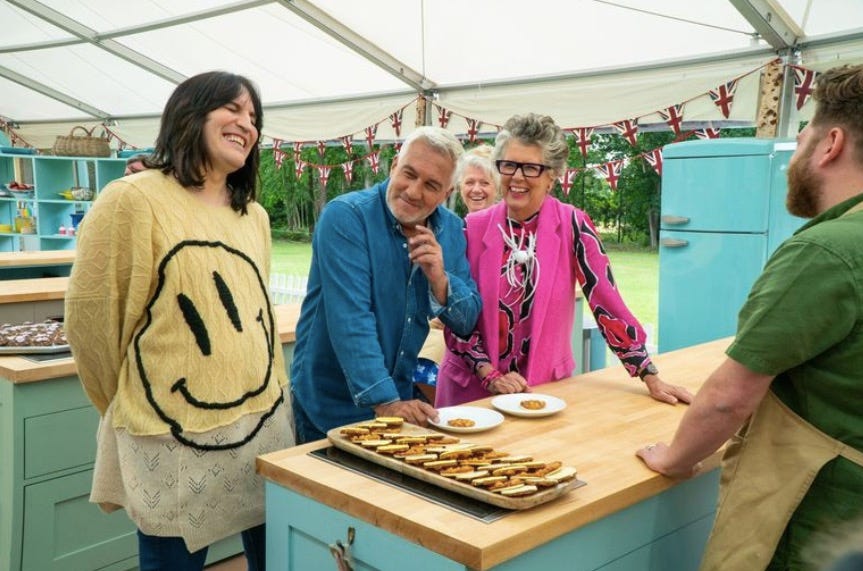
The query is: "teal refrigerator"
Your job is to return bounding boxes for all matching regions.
[658,138,804,352]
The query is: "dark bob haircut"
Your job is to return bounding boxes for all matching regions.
[145,71,263,214]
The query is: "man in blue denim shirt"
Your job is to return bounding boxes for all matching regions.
[290,127,482,443]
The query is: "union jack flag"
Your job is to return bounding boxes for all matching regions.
[390,109,404,137]
[613,119,639,146]
[293,142,303,161]
[317,165,331,189]
[272,138,285,169]
[642,149,663,176]
[436,105,452,128]
[465,118,481,143]
[793,66,820,111]
[368,151,380,174]
[595,160,623,191]
[557,168,578,196]
[365,124,378,149]
[695,127,721,140]
[294,159,305,179]
[343,160,354,183]
[709,80,738,118]
[569,127,594,159]
[317,140,327,157]
[393,141,403,153]
[341,135,353,155]
[658,104,685,135]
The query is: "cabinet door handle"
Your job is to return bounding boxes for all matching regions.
[661,238,689,248]
[661,215,690,225]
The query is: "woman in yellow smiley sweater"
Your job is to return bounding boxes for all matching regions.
[65,72,292,570]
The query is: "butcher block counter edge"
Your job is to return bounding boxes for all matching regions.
[0,276,69,303]
[258,337,732,570]
[0,303,302,384]
[0,250,76,268]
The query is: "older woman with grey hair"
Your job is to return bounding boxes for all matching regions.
[436,113,692,407]
[455,144,499,214]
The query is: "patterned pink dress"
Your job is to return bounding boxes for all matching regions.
[446,209,651,380]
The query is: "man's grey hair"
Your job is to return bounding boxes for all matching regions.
[399,126,465,187]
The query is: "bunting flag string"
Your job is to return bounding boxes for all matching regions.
[269,62,792,196]
[0,118,35,149]
[294,159,305,178]
[317,140,327,157]
[791,65,820,110]
[658,104,685,135]
[390,109,403,138]
[613,119,639,146]
[642,149,663,176]
[569,127,594,160]
[101,125,135,152]
[708,79,738,118]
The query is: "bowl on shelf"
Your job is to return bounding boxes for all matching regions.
[59,187,94,201]
[3,183,35,199]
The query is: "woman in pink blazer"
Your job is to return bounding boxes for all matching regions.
[436,113,692,408]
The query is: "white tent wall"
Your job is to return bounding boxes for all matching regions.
[2,1,863,150]
[434,51,773,133]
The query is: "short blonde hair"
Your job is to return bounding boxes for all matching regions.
[454,144,499,196]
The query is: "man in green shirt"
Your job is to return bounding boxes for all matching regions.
[638,64,863,570]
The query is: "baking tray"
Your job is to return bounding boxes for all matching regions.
[0,344,70,355]
[327,422,585,510]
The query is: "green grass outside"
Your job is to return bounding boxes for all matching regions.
[271,238,659,333]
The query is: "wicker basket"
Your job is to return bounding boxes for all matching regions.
[52,126,111,157]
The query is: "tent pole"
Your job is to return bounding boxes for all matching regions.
[776,50,800,138]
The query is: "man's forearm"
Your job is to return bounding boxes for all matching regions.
[660,359,773,475]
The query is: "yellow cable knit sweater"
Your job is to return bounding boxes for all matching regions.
[66,170,287,444]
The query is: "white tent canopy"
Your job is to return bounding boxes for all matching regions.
[2,0,863,150]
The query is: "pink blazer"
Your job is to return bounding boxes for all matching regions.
[437,197,578,407]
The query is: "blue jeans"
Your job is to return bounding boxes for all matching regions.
[291,394,326,444]
[137,524,266,571]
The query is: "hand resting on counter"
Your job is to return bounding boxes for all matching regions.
[643,374,693,405]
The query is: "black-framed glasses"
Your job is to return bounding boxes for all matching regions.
[495,160,550,178]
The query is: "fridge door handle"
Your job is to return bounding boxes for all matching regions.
[661,215,690,225]
[660,238,689,248]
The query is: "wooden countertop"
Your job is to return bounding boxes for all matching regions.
[0,277,68,303]
[0,303,303,384]
[0,250,75,268]
[258,337,732,570]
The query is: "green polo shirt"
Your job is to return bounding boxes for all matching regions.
[727,193,863,569]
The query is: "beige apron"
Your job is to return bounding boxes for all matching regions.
[699,391,863,570]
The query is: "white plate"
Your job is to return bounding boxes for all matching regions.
[429,406,504,433]
[490,393,567,418]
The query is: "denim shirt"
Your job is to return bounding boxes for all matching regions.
[290,180,481,433]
